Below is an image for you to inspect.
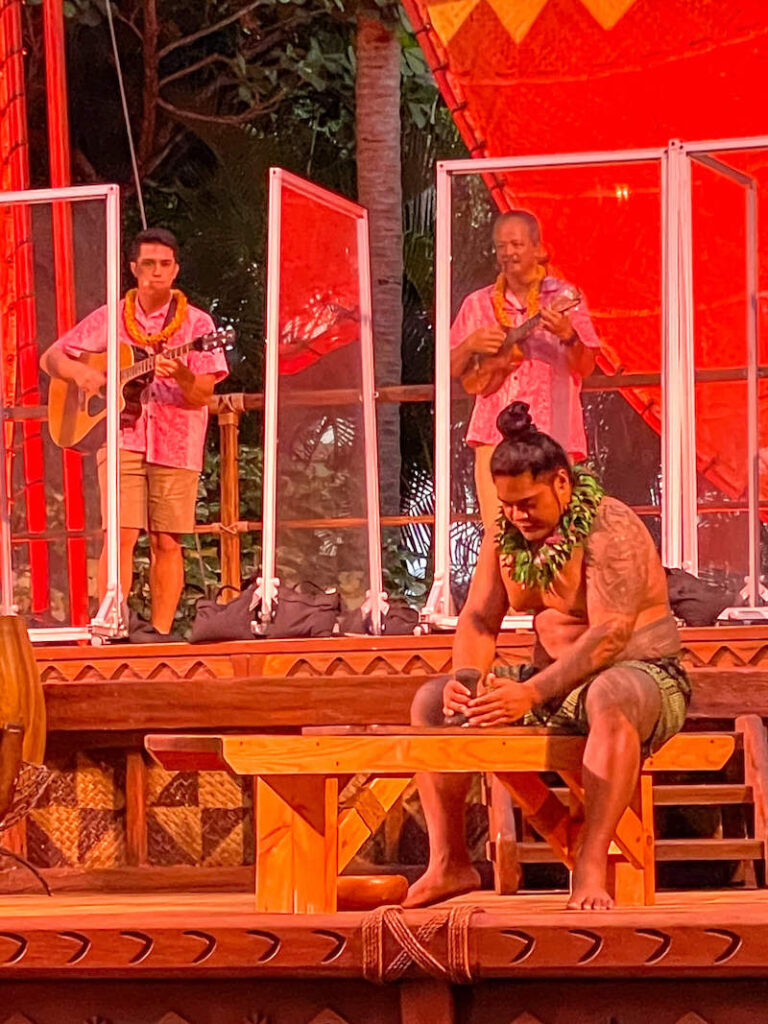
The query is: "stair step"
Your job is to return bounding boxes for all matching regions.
[655,838,764,861]
[653,784,753,806]
[518,838,764,863]
[549,784,753,806]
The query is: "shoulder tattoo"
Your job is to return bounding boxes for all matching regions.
[585,500,651,612]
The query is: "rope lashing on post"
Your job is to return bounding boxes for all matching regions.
[362,903,481,984]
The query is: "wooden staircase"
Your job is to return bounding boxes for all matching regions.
[485,714,768,893]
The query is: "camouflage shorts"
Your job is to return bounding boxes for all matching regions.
[493,656,691,755]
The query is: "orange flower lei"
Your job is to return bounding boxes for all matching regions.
[492,263,546,327]
[123,288,188,348]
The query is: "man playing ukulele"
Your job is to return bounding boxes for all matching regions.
[41,228,229,637]
[405,402,690,911]
[450,211,601,532]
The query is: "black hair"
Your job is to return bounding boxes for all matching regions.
[493,209,542,246]
[490,402,572,480]
[129,227,180,262]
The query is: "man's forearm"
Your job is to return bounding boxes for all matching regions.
[528,620,631,705]
[450,338,474,378]
[173,368,215,407]
[42,347,79,380]
[564,337,595,377]
[452,611,498,678]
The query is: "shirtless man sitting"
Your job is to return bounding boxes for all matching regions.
[405,401,690,911]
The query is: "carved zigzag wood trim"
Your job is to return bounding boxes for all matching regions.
[34,635,768,682]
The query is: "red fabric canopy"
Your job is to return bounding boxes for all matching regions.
[278,186,360,376]
[403,0,768,501]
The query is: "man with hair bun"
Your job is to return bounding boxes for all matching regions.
[450,209,601,533]
[405,402,690,911]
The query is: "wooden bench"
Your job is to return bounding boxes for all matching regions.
[145,727,735,913]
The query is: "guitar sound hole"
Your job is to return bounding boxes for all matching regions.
[85,390,106,417]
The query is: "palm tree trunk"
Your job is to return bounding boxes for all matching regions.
[356,3,403,519]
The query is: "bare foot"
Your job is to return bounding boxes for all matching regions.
[402,863,481,908]
[566,862,614,911]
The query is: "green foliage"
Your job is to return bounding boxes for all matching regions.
[26,1,469,619]
[382,533,428,600]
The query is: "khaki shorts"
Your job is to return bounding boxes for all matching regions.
[97,448,199,533]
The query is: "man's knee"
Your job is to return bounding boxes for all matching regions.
[410,676,448,727]
[149,531,182,556]
[585,667,661,739]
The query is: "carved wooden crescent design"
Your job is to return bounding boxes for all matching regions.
[59,931,92,965]
[120,931,154,965]
[247,930,281,963]
[636,928,672,964]
[0,932,27,965]
[183,930,217,964]
[501,929,536,964]
[705,928,742,964]
[568,929,603,964]
[312,929,347,963]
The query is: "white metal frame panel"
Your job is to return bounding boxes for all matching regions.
[260,168,384,633]
[0,183,121,643]
[425,147,669,626]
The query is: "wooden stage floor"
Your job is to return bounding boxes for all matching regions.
[1,888,767,978]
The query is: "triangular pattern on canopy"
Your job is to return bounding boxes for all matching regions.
[403,0,768,503]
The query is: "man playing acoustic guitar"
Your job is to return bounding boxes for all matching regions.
[40,228,229,637]
[450,210,601,533]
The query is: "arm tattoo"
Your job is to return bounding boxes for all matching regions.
[584,500,649,618]
[529,500,653,706]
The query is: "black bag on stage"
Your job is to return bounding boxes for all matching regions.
[189,579,259,643]
[337,599,420,636]
[380,600,420,635]
[128,610,185,644]
[336,606,366,635]
[665,568,734,627]
[265,581,341,638]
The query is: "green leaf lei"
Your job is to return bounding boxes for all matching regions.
[495,466,605,592]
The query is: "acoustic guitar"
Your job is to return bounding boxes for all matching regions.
[47,326,235,451]
[460,285,582,397]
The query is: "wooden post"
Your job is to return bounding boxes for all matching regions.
[2,820,26,856]
[217,407,242,597]
[255,775,339,913]
[484,773,521,894]
[399,980,455,1024]
[125,750,148,867]
[736,713,768,882]
[338,776,411,871]
[496,772,574,868]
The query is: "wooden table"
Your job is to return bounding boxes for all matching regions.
[145,728,735,914]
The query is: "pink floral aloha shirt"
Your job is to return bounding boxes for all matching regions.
[450,275,601,459]
[48,297,229,472]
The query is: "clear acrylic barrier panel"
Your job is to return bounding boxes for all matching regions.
[261,171,382,627]
[446,160,664,611]
[0,189,121,639]
[687,147,768,600]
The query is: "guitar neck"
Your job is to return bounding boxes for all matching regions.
[121,339,196,384]
[504,311,542,349]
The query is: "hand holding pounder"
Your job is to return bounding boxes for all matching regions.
[442,668,482,727]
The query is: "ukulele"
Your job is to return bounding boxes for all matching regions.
[47,326,235,451]
[460,285,582,397]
